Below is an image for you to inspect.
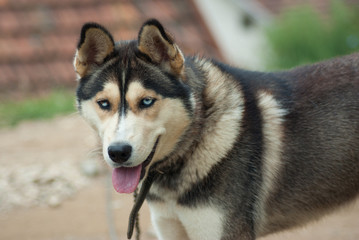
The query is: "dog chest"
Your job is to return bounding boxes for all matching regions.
[148,199,225,240]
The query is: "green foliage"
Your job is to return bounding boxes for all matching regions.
[0,89,76,127]
[266,0,359,70]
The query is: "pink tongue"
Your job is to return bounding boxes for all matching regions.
[112,165,142,193]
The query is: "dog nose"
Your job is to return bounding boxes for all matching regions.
[108,143,132,163]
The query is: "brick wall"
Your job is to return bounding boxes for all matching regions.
[0,0,220,97]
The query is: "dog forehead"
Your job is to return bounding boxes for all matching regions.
[126,81,156,100]
[104,42,173,92]
[98,81,121,99]
[76,67,119,101]
[77,42,186,103]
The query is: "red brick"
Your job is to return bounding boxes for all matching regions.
[0,0,221,96]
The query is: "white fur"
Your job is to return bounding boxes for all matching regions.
[73,50,81,80]
[254,91,286,233]
[102,114,120,167]
[113,111,165,167]
[146,62,242,239]
[149,201,224,240]
[116,115,127,140]
[177,62,244,193]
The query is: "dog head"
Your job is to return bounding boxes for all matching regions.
[74,20,193,193]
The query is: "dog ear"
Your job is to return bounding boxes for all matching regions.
[74,23,115,79]
[137,19,184,76]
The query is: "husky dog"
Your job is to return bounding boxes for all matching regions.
[74,19,359,240]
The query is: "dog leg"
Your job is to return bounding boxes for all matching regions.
[148,202,190,240]
[152,217,190,240]
[178,205,224,240]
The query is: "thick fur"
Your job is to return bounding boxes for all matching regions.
[74,19,359,240]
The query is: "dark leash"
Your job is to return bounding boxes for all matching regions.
[127,171,158,240]
[132,188,141,240]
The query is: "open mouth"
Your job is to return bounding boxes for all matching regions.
[112,138,159,193]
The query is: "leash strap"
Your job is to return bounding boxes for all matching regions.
[133,189,140,240]
[127,172,157,239]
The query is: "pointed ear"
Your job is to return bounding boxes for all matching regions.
[137,19,184,76]
[74,23,115,79]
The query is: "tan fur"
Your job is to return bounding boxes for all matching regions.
[95,81,121,118]
[125,82,191,172]
[151,61,244,195]
[254,91,287,234]
[75,21,359,240]
[79,81,121,167]
[74,55,88,79]
[80,81,120,133]
[126,81,161,117]
[155,98,191,160]
[182,62,243,191]
[138,25,184,76]
[74,28,114,78]
[84,80,191,170]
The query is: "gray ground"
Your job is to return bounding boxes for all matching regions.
[0,115,358,240]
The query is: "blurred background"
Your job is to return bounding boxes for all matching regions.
[1,0,359,239]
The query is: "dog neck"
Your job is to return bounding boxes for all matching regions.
[149,59,244,196]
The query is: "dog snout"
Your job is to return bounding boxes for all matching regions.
[108,143,132,163]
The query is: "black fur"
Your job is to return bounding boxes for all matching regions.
[138,19,174,45]
[77,22,114,50]
[75,20,359,240]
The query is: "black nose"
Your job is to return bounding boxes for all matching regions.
[108,143,132,163]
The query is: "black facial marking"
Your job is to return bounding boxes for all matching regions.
[76,71,106,101]
[77,38,193,118]
[132,65,192,114]
[76,58,121,107]
[121,57,133,115]
[119,69,126,116]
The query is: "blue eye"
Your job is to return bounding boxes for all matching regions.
[140,97,156,108]
[97,99,111,110]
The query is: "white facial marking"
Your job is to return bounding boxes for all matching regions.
[80,76,191,174]
[105,81,168,168]
[102,114,120,167]
[80,100,102,132]
[116,115,126,139]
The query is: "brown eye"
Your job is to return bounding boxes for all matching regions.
[97,99,111,110]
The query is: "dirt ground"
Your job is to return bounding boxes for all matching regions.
[0,114,359,240]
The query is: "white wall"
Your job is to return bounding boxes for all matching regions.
[193,0,268,70]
